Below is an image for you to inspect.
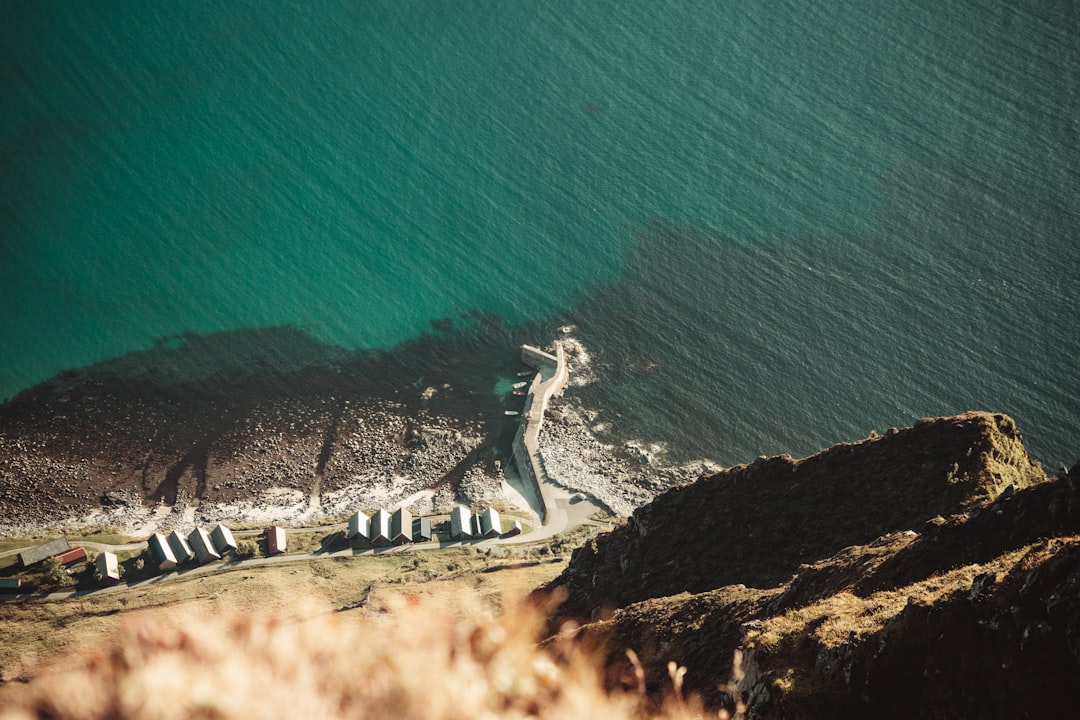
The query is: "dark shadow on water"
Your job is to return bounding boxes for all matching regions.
[3,315,547,414]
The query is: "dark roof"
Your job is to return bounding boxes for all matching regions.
[210,524,237,553]
[18,537,71,568]
[391,508,413,543]
[413,517,432,541]
[148,533,177,569]
[188,527,221,564]
[167,530,193,561]
[267,526,286,555]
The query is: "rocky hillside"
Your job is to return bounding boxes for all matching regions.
[540,412,1080,717]
[545,412,1045,621]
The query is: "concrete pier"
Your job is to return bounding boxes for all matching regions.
[511,342,568,523]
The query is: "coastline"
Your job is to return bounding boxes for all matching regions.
[0,331,714,539]
[0,396,495,538]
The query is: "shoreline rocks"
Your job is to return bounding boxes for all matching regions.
[0,332,708,538]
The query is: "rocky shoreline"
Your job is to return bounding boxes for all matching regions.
[0,332,705,538]
[0,393,496,537]
[539,397,721,518]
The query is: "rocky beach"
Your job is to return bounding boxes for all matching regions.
[539,397,720,518]
[0,329,698,538]
[0,389,494,537]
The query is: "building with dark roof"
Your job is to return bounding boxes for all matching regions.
[168,530,194,564]
[188,527,221,565]
[413,516,432,542]
[210,524,238,556]
[17,537,71,569]
[390,507,412,544]
[147,533,178,572]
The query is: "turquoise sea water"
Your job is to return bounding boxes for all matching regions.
[2,1,1078,466]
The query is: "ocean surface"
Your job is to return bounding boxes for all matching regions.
[2,1,1078,467]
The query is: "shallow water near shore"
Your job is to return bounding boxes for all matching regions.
[1,1,1078,470]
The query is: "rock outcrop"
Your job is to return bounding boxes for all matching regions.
[546,412,1045,622]
[541,412,1078,718]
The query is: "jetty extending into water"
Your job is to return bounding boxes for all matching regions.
[511,342,569,523]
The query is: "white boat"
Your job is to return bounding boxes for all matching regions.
[512,381,527,389]
[504,410,520,416]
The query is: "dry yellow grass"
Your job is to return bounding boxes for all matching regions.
[739,543,1058,703]
[744,548,1035,656]
[0,547,570,687]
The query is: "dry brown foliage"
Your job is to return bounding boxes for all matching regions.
[1,590,725,720]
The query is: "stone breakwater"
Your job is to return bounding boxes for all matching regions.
[511,342,570,522]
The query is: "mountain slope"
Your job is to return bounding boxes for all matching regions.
[539,412,1080,717]
[545,412,1045,623]
[583,463,1080,716]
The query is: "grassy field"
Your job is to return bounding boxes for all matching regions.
[0,531,582,688]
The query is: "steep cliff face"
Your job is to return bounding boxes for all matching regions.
[582,464,1080,716]
[546,412,1045,623]
[540,412,1079,717]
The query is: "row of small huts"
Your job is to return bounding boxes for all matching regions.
[347,507,429,544]
[450,505,521,539]
[4,505,522,591]
[91,524,246,585]
[144,524,240,573]
[346,505,520,544]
